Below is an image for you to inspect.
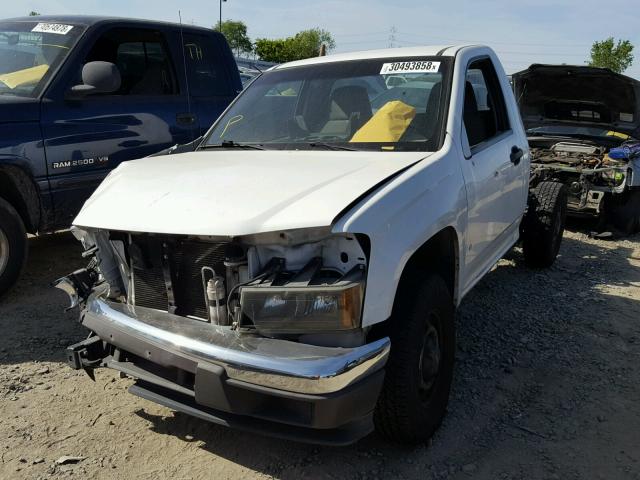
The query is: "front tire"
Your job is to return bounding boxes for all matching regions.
[374,273,455,444]
[522,181,567,268]
[0,197,28,299]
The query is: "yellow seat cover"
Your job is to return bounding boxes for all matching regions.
[0,64,49,89]
[350,100,416,143]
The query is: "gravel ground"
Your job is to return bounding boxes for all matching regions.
[0,227,639,479]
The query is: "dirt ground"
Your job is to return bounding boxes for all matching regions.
[0,227,639,480]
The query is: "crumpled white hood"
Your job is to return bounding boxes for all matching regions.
[74,150,427,236]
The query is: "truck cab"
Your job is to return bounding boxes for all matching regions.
[0,15,241,296]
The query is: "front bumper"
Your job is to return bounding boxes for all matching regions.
[70,296,390,444]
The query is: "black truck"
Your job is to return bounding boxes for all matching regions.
[0,16,241,296]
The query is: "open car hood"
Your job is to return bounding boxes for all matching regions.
[512,64,640,137]
[73,150,427,236]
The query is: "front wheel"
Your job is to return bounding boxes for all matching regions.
[374,273,455,444]
[0,197,28,299]
[522,181,567,268]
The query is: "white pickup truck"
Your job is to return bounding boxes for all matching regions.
[57,45,567,446]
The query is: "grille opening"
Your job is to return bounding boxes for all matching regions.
[127,234,228,319]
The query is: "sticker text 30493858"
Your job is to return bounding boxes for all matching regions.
[380,61,441,75]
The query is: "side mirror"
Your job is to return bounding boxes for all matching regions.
[66,61,121,99]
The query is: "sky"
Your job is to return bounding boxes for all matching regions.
[8,0,640,77]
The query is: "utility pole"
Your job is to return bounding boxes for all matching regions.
[219,0,227,31]
[388,26,397,48]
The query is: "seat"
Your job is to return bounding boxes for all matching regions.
[422,82,442,140]
[463,81,488,147]
[319,86,373,138]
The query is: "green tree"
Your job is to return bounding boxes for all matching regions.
[215,20,253,57]
[589,37,634,73]
[255,28,336,63]
[291,29,335,58]
[254,38,294,63]
[29,11,40,16]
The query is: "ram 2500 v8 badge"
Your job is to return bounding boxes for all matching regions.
[56,45,567,445]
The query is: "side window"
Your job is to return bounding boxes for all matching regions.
[463,58,510,148]
[85,28,177,95]
[182,34,232,97]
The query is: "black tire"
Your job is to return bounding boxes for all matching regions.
[609,190,640,235]
[522,181,567,268]
[0,197,28,299]
[374,273,455,444]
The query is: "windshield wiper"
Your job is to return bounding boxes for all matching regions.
[200,140,265,150]
[306,142,357,151]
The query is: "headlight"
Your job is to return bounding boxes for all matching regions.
[240,267,364,334]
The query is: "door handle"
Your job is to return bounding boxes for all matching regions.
[177,113,197,126]
[510,146,523,166]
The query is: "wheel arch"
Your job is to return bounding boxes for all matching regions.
[366,225,460,346]
[0,164,41,234]
[396,226,460,305]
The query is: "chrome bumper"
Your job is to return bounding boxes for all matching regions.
[81,297,390,395]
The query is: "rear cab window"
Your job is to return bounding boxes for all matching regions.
[182,33,232,97]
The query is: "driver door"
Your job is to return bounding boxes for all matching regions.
[458,57,527,290]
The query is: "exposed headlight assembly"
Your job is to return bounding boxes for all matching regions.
[240,265,365,334]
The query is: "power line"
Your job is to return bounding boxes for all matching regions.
[397,29,592,48]
[395,38,589,56]
[333,30,389,38]
[339,38,389,46]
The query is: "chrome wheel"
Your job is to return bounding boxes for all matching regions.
[0,228,9,277]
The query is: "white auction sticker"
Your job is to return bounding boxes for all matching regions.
[380,61,440,74]
[32,23,74,35]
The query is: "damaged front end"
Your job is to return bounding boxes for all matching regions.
[529,140,637,216]
[513,64,640,225]
[55,226,389,445]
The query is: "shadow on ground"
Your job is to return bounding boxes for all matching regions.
[1,229,639,479]
[134,232,640,479]
[0,232,85,364]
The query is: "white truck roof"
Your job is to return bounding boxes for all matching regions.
[272,45,477,70]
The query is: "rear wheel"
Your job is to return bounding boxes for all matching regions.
[522,181,567,268]
[374,273,455,444]
[0,197,28,299]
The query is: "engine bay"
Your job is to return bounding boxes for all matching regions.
[530,141,628,168]
[74,228,370,346]
[529,139,630,215]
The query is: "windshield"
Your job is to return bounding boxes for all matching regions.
[204,57,452,151]
[0,21,85,97]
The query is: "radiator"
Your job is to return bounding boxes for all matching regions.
[128,235,227,320]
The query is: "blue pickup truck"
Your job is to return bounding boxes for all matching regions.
[0,15,241,296]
